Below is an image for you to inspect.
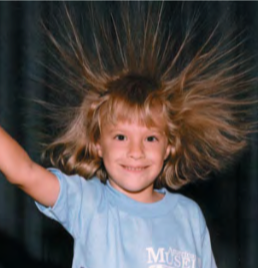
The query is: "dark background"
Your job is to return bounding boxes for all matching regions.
[0,2,258,268]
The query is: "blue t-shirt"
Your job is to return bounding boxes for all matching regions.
[36,168,217,268]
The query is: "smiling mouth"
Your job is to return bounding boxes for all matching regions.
[121,165,147,172]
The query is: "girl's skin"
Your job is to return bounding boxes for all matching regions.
[97,121,171,203]
[0,117,172,207]
[0,126,59,207]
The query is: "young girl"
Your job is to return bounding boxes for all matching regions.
[0,2,256,268]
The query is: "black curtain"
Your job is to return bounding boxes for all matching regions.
[0,2,257,268]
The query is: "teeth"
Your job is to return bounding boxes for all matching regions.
[124,166,145,171]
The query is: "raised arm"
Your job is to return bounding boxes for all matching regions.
[0,126,59,207]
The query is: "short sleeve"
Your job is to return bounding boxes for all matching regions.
[35,168,103,239]
[198,209,217,268]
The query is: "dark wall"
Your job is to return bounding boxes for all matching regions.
[0,2,257,268]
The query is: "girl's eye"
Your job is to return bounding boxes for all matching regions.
[115,135,126,141]
[146,136,157,142]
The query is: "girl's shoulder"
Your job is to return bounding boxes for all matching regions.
[165,190,204,219]
[48,167,103,186]
[47,167,106,205]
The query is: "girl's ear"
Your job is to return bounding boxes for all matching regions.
[96,143,103,158]
[164,145,174,160]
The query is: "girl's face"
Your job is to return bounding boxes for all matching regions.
[97,120,171,203]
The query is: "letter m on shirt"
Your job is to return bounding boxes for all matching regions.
[146,247,165,264]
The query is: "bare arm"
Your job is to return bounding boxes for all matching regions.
[0,126,59,207]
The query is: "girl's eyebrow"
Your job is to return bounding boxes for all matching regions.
[148,131,166,138]
[107,127,127,133]
[147,127,166,134]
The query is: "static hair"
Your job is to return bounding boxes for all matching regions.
[41,2,257,189]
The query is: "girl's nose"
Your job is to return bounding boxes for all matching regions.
[128,140,145,159]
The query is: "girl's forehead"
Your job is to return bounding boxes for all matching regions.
[98,96,168,132]
[101,115,168,133]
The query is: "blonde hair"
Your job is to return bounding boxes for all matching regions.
[42,2,257,189]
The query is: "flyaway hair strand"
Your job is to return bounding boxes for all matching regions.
[39,2,258,189]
